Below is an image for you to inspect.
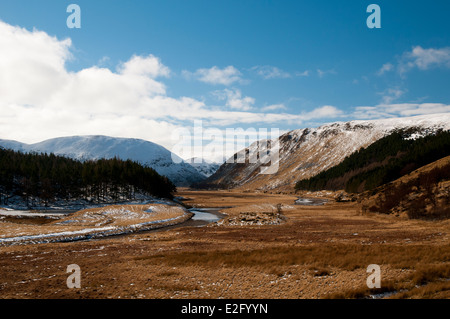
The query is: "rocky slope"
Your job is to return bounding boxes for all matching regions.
[358,155,450,219]
[200,113,450,192]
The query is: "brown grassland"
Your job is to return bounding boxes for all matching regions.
[0,189,449,299]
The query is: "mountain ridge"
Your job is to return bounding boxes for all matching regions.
[0,135,205,187]
[198,113,450,192]
[183,157,221,178]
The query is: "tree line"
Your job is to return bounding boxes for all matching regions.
[295,129,450,193]
[0,148,176,206]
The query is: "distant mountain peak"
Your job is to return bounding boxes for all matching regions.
[184,157,221,178]
[0,135,205,187]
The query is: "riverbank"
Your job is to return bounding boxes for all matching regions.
[0,204,192,246]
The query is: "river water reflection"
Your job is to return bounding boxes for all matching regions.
[295,197,328,206]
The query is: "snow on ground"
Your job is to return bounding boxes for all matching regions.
[0,210,66,218]
[0,191,176,211]
[0,203,192,246]
[208,113,450,192]
[0,135,206,186]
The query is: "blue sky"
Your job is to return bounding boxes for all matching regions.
[0,0,449,160]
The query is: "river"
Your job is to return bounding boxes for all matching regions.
[184,207,227,227]
[295,197,328,206]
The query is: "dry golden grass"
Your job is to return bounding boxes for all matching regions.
[0,190,448,299]
[327,263,450,299]
[134,242,449,299]
[391,281,450,299]
[138,243,450,272]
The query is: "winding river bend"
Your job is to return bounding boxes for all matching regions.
[190,208,226,223]
[133,207,227,236]
[0,205,228,246]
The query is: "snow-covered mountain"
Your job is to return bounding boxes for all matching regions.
[183,157,221,178]
[0,135,205,187]
[202,113,450,192]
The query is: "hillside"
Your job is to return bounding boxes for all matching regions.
[295,129,450,193]
[0,148,176,208]
[359,155,450,220]
[0,136,205,187]
[198,113,450,192]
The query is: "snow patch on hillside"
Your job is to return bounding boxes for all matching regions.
[204,113,450,191]
[184,157,221,177]
[0,135,205,187]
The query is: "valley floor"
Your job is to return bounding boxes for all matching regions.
[0,189,448,299]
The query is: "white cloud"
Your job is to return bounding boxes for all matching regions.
[406,46,450,70]
[353,103,450,119]
[188,105,344,127]
[252,65,291,79]
[97,56,111,67]
[377,63,393,76]
[295,70,310,77]
[0,21,71,106]
[317,68,336,78]
[212,89,255,111]
[3,20,450,162]
[118,54,171,78]
[261,104,287,112]
[184,65,243,85]
[390,46,450,75]
[0,20,347,152]
[378,46,450,77]
[301,105,343,120]
[378,87,406,104]
[0,20,181,145]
